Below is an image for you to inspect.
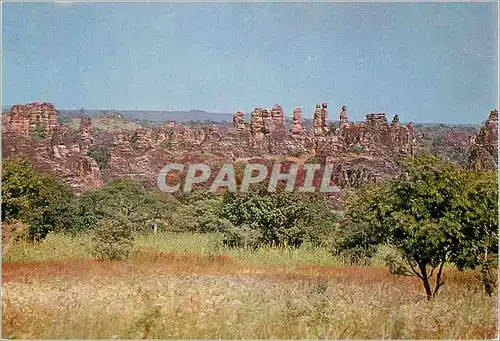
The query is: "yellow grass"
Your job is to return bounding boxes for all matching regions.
[3,272,496,339]
[2,232,498,339]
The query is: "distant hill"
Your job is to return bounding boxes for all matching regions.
[2,106,234,123]
[61,109,234,124]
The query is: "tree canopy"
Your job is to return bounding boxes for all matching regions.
[337,155,498,299]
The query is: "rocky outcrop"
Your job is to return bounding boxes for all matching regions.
[339,105,348,131]
[313,103,328,136]
[468,109,498,171]
[232,111,246,132]
[3,101,418,193]
[338,108,415,157]
[79,117,93,153]
[291,108,303,135]
[2,103,103,192]
[3,102,60,137]
[270,104,286,132]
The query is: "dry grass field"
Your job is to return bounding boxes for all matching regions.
[2,233,498,339]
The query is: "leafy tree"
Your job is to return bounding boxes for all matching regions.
[169,198,223,233]
[332,184,390,264]
[453,170,498,295]
[87,145,111,171]
[339,155,498,299]
[77,179,177,233]
[219,186,335,248]
[2,158,79,240]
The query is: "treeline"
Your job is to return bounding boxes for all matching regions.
[1,157,336,256]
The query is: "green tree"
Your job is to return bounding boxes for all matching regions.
[87,145,111,171]
[77,179,177,233]
[219,186,335,248]
[339,155,498,299]
[453,170,498,295]
[2,158,79,240]
[332,184,390,264]
[169,198,223,233]
[92,217,135,260]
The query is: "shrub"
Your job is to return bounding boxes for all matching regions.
[29,120,48,140]
[91,218,135,260]
[222,222,262,248]
[349,144,364,154]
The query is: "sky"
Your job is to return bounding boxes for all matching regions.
[2,2,498,124]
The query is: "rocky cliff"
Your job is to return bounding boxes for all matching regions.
[468,109,498,171]
[3,102,419,194]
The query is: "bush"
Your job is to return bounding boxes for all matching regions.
[349,144,364,154]
[222,222,262,248]
[91,218,135,260]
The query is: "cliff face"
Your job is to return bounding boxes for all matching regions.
[3,102,418,193]
[468,110,498,171]
[2,103,103,192]
[2,102,60,137]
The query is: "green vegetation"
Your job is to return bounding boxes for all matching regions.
[2,158,80,240]
[219,188,335,248]
[337,155,498,299]
[349,143,364,154]
[92,218,135,260]
[87,145,111,170]
[29,120,48,140]
[2,155,497,301]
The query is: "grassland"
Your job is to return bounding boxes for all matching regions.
[2,232,498,339]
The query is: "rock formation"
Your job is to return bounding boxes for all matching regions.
[313,103,328,136]
[79,117,93,153]
[3,102,59,137]
[468,109,498,171]
[232,111,246,132]
[3,101,418,193]
[291,108,303,135]
[338,110,415,157]
[339,105,348,131]
[271,104,286,132]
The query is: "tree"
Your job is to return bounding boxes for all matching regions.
[339,155,498,299]
[92,217,135,260]
[453,170,498,295]
[219,186,335,248]
[2,157,79,240]
[77,179,177,233]
[332,184,390,264]
[169,198,223,233]
[87,145,111,171]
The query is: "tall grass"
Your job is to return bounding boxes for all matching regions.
[3,273,496,339]
[3,232,497,339]
[4,232,350,266]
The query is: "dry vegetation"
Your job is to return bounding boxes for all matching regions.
[2,233,498,339]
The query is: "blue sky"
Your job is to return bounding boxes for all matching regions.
[2,2,498,124]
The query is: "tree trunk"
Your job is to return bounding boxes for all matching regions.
[419,262,433,300]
